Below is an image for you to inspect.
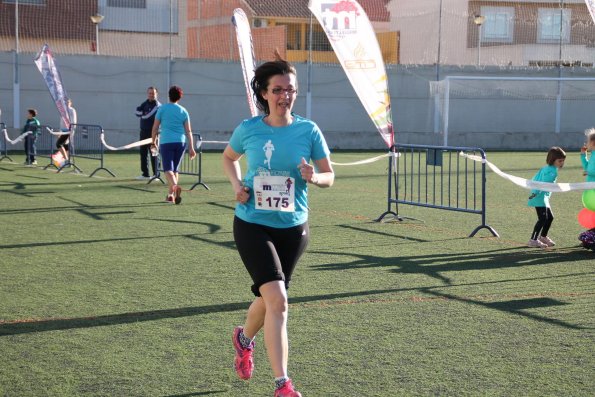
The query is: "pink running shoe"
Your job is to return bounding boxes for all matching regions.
[274,379,302,397]
[173,184,182,205]
[232,326,254,380]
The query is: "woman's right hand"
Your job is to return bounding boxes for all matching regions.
[235,186,250,204]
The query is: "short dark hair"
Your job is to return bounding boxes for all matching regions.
[546,146,566,165]
[251,55,297,114]
[28,108,37,117]
[168,85,183,102]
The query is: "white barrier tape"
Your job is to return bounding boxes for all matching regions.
[196,140,229,150]
[460,152,595,192]
[330,151,401,166]
[3,129,32,145]
[100,133,152,151]
[46,127,70,137]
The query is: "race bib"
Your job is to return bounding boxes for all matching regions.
[253,175,295,212]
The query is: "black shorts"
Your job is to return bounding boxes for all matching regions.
[56,134,69,150]
[233,216,309,297]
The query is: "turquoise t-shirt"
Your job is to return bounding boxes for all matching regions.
[229,114,330,228]
[580,153,595,182]
[155,103,189,144]
[527,164,558,207]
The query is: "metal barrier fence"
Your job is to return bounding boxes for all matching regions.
[36,125,58,169]
[149,133,209,190]
[0,123,55,165]
[0,122,10,162]
[376,144,498,238]
[64,124,115,177]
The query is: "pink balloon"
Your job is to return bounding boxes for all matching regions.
[578,208,595,229]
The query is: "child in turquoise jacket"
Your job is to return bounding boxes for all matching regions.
[527,147,566,248]
[580,128,595,182]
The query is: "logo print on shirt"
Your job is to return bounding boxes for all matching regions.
[263,139,275,169]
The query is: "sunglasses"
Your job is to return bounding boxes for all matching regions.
[270,88,297,95]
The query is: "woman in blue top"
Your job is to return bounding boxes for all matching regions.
[580,128,595,182]
[150,86,196,204]
[527,147,566,248]
[222,56,334,397]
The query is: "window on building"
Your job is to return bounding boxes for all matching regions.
[480,6,514,43]
[277,23,302,51]
[107,0,146,8]
[100,1,176,33]
[308,25,333,52]
[3,0,46,4]
[538,8,571,44]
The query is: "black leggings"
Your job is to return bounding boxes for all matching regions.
[233,216,309,297]
[531,207,554,240]
[56,134,69,151]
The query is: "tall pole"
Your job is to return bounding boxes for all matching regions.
[473,15,485,67]
[306,14,313,119]
[95,23,100,55]
[167,0,173,89]
[555,0,564,133]
[13,0,20,128]
[477,24,481,66]
[434,0,443,134]
[90,14,104,55]
[436,0,442,82]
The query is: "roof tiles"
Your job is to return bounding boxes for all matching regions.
[242,0,390,22]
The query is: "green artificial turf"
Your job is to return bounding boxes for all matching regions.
[0,151,592,396]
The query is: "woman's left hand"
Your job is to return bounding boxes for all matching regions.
[298,157,316,184]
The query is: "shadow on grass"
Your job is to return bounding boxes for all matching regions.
[1,270,591,336]
[162,390,229,397]
[0,200,164,216]
[149,218,223,234]
[310,247,593,330]
[0,231,231,250]
[421,289,585,330]
[338,223,430,242]
[13,173,50,180]
[0,178,121,190]
[205,201,236,211]
[115,184,159,192]
[0,180,55,196]
[310,246,591,284]
[0,302,251,336]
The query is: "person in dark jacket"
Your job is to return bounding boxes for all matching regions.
[23,108,41,165]
[135,86,161,179]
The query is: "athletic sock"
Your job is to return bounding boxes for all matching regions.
[238,330,253,349]
[275,376,289,389]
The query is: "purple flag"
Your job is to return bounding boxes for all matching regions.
[33,44,70,129]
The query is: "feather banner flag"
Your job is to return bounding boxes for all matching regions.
[587,0,595,23]
[232,8,259,117]
[33,44,71,129]
[308,0,394,147]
